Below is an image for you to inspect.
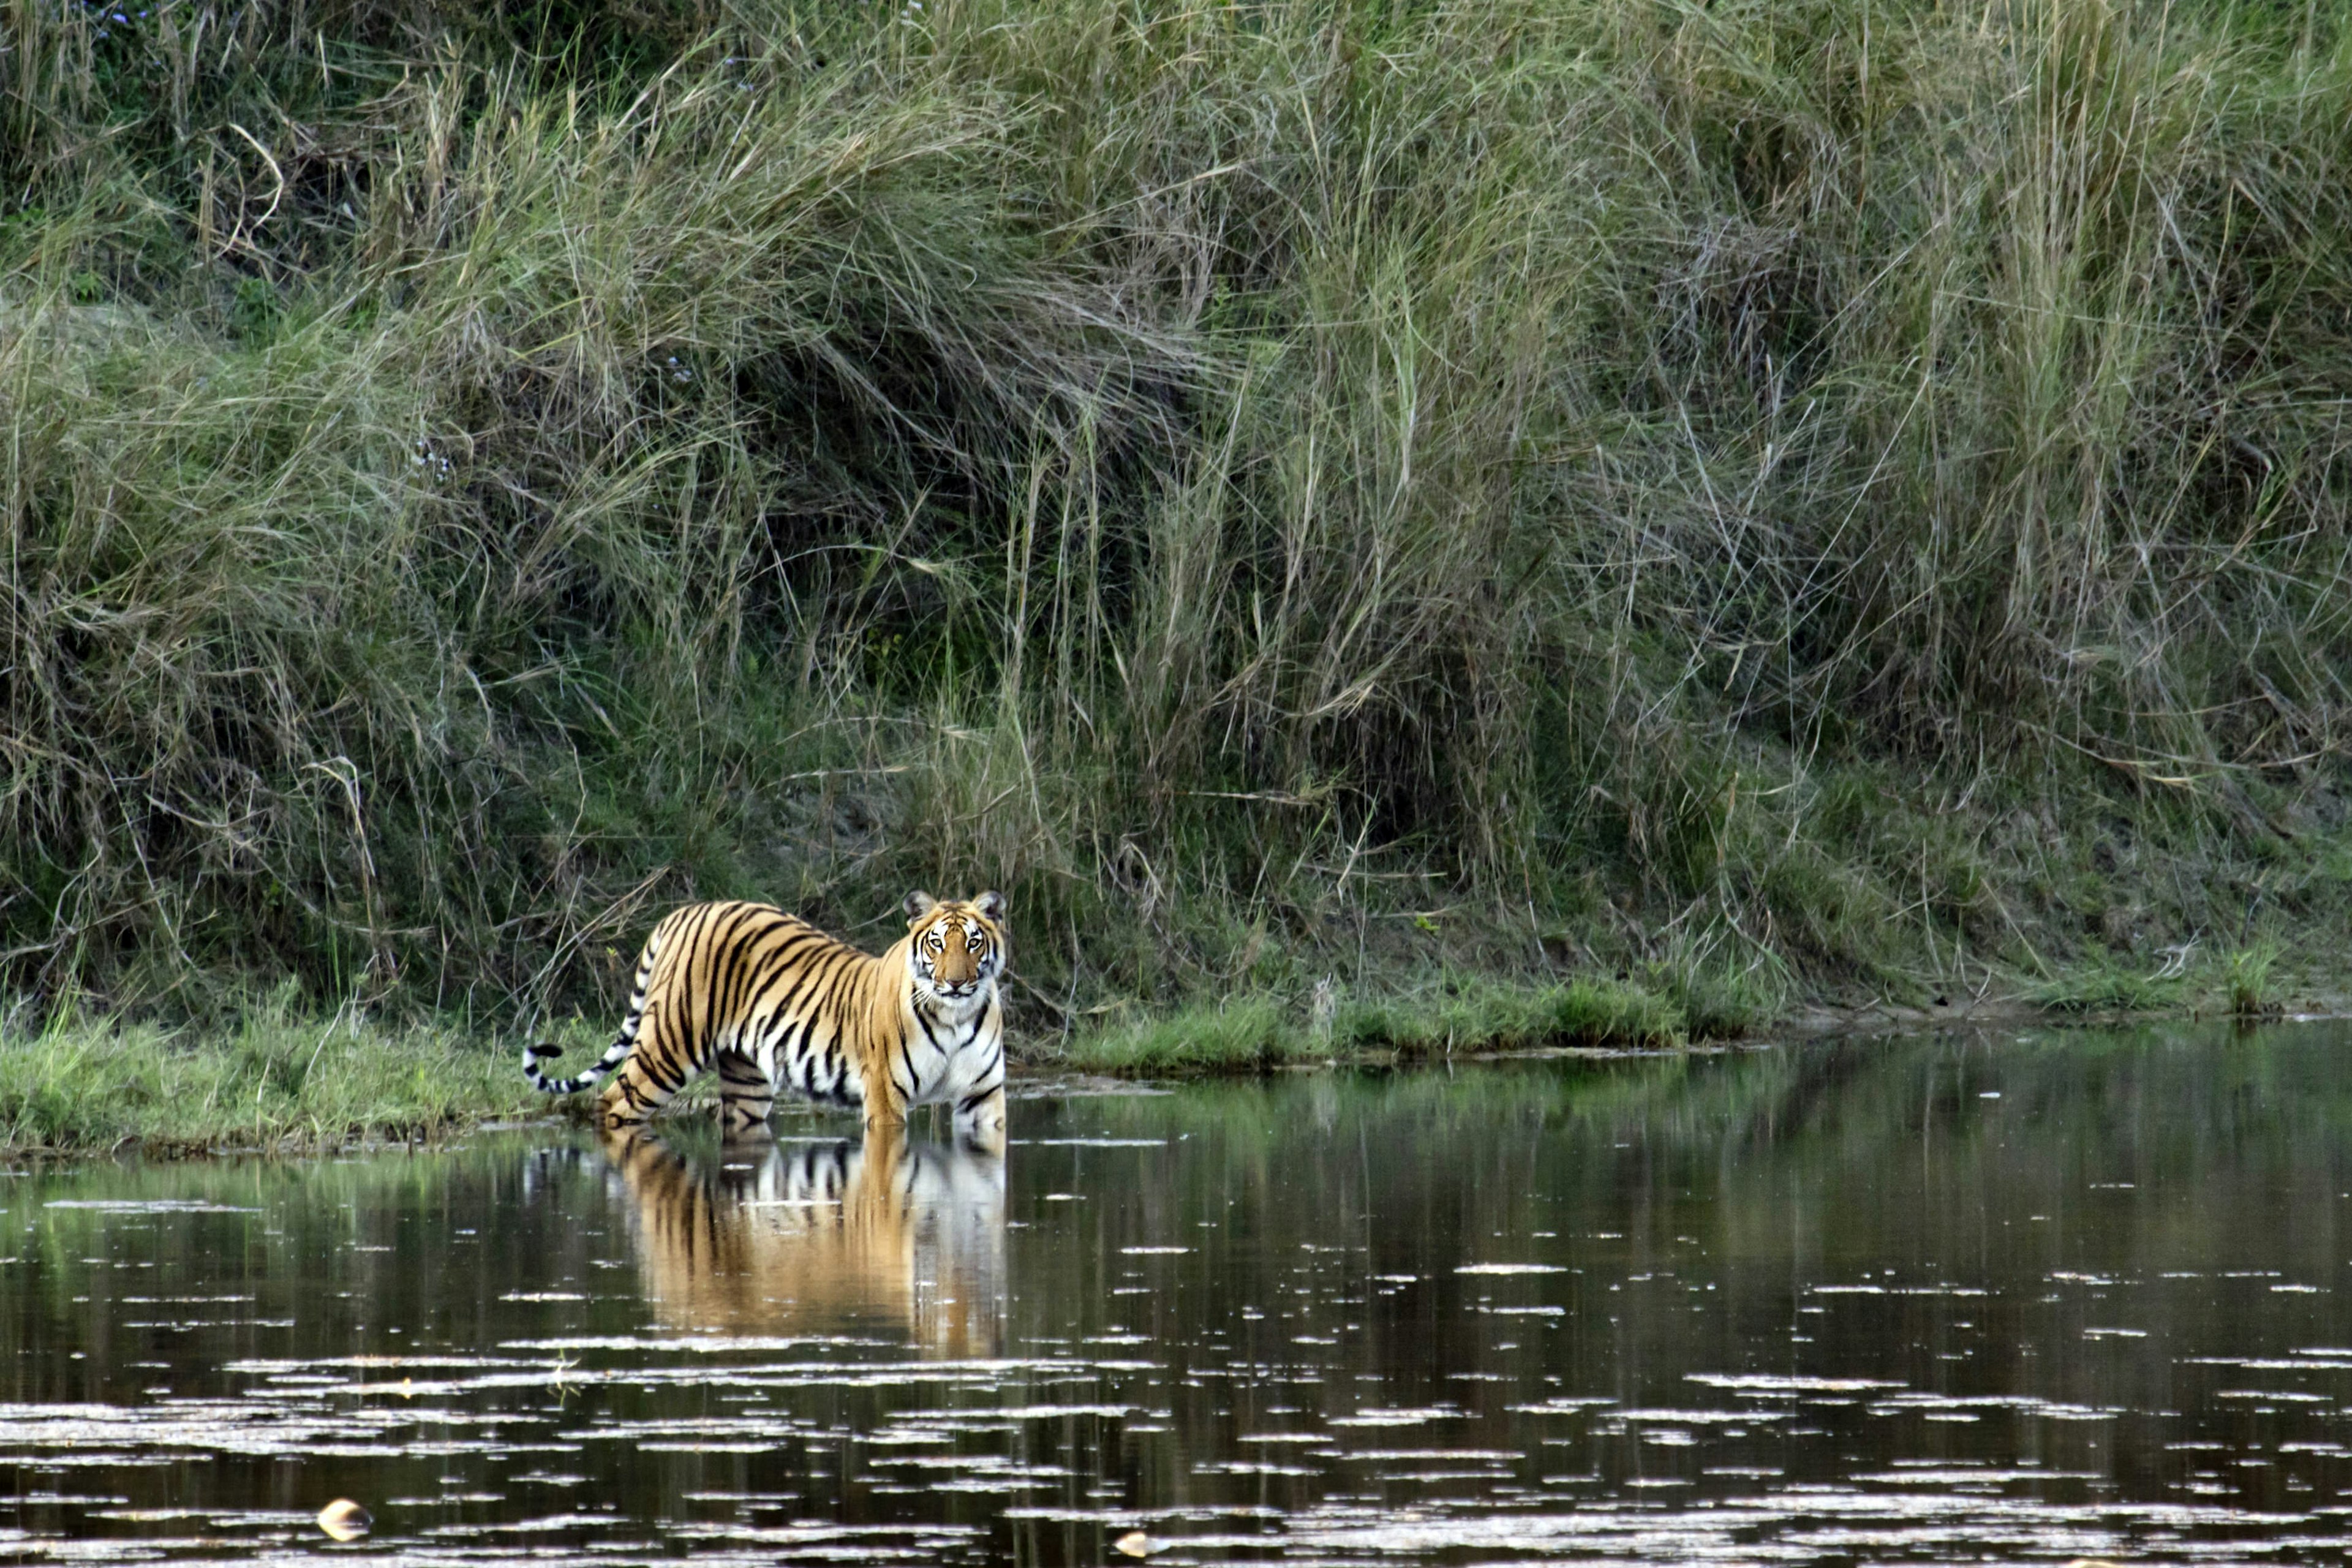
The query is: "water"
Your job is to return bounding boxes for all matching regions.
[5,1023,2352,1563]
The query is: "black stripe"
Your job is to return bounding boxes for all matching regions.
[696,903,742,1051]
[782,1011,816,1088]
[635,1001,684,1091]
[797,951,860,1087]
[701,913,747,1050]
[707,903,770,1038]
[807,948,859,1028]
[741,930,829,1020]
[672,904,721,1055]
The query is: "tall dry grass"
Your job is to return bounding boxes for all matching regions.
[4,0,2351,1022]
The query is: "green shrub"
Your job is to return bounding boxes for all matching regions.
[2225,943,2285,1019]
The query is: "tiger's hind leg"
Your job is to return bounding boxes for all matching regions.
[597,1012,690,1127]
[598,1068,673,1128]
[716,1049,776,1139]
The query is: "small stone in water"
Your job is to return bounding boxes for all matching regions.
[317,1499,372,1540]
[1114,1531,1152,1557]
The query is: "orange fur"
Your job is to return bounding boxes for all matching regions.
[525,892,1008,1150]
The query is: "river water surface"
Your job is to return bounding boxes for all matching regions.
[6,1022,2352,1563]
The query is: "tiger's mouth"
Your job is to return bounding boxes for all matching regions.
[914,958,993,1006]
[921,972,989,1001]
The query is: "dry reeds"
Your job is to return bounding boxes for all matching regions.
[4,0,2350,1019]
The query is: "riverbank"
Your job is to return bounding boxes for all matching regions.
[0,1006,538,1158]
[10,0,2352,1053]
[0,952,2324,1158]
[4,982,1684,1156]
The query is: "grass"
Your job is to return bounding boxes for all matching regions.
[2026,959,2187,1017]
[0,973,1695,1153]
[1051,975,1692,1077]
[2013,935,2321,1020]
[1332,978,1688,1057]
[1049,998,1310,1077]
[0,946,2340,1155]
[6,0,2352,1045]
[2226,943,2286,1020]
[0,998,542,1156]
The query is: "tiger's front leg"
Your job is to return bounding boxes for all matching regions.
[954,1085,1007,1157]
[859,1060,909,1138]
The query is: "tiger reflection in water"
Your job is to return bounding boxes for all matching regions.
[596,1124,1006,1357]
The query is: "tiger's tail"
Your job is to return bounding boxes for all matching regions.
[524,929,662,1095]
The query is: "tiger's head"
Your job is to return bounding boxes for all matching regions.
[902,891,1008,1012]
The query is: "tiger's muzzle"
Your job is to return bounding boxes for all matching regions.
[921,951,990,1001]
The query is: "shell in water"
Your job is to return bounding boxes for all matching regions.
[317,1499,372,1540]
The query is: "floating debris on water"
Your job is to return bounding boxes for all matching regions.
[315,1498,371,1539]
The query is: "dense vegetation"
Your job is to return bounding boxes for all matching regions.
[7,0,2352,1045]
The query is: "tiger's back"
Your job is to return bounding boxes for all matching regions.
[603,900,879,1128]
[524,893,1009,1150]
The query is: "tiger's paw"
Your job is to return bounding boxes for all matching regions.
[954,1091,1007,1157]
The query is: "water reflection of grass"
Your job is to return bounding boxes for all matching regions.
[1061,1020,2352,1180]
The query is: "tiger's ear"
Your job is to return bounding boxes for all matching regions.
[974,890,1007,923]
[903,890,939,924]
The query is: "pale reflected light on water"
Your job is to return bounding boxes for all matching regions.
[4,1023,2352,1562]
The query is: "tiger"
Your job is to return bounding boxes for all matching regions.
[523,891,1009,1151]
[594,1123,1006,1355]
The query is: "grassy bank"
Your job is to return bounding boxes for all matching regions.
[0,979,1689,1155]
[4,946,2323,1157]
[0,998,535,1156]
[1051,978,1686,1076]
[7,0,2352,1038]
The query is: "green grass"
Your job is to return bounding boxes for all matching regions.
[0,1001,544,1156]
[2017,938,2313,1020]
[1332,978,1687,1057]
[1052,975,1692,1077]
[0,979,1691,1152]
[1050,999,1312,1077]
[7,0,2352,1034]
[2024,959,2186,1016]
[2225,943,2287,1020]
